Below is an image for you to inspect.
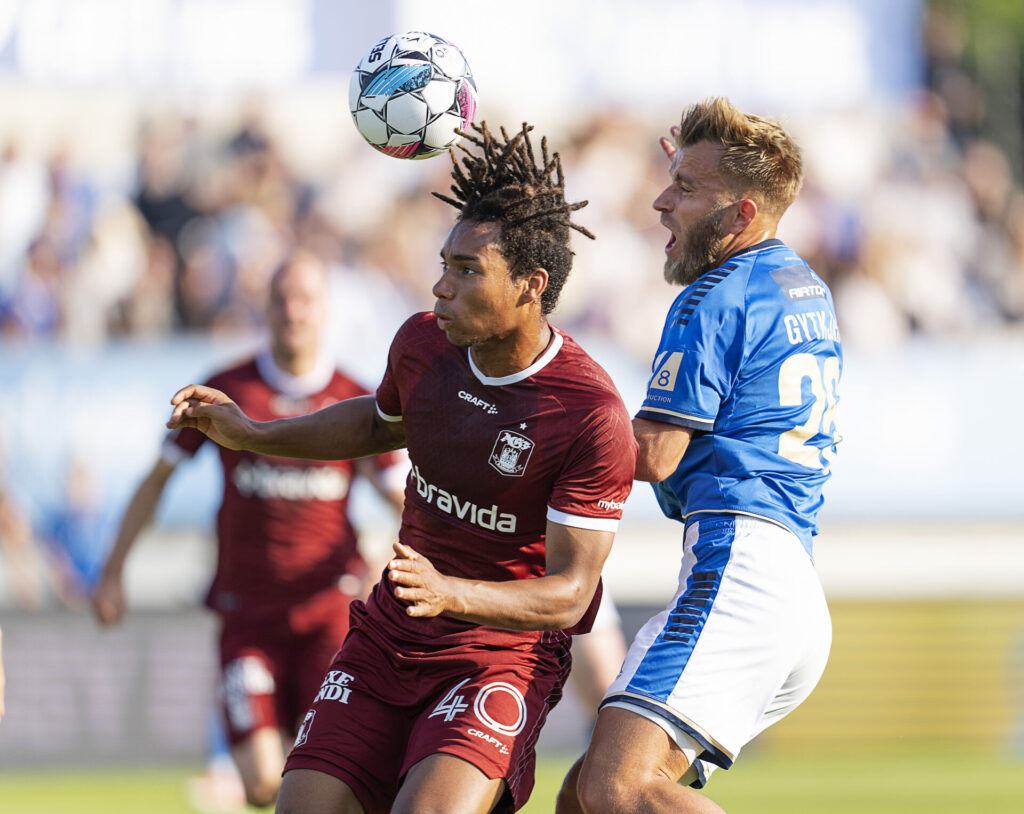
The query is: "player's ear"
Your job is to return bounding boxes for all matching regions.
[519,267,549,306]
[727,198,758,234]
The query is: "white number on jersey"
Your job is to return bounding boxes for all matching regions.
[777,353,841,469]
[650,351,684,391]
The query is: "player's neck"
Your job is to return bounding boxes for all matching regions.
[720,221,777,262]
[470,321,553,379]
[271,347,318,377]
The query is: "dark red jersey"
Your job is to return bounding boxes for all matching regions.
[164,351,402,621]
[367,312,637,649]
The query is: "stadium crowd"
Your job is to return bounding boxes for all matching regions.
[0,8,1022,360]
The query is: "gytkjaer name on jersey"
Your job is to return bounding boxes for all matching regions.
[410,464,517,532]
[783,310,841,345]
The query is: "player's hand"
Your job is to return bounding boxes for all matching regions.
[387,542,456,618]
[659,124,681,161]
[91,572,126,625]
[167,385,252,451]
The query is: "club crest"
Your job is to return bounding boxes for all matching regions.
[489,430,534,477]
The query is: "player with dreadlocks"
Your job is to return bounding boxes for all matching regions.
[166,122,638,814]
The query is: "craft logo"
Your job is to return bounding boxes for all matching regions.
[458,389,498,415]
[489,430,534,477]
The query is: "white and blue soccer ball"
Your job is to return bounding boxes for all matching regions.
[349,31,479,160]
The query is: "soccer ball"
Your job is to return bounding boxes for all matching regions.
[349,31,478,160]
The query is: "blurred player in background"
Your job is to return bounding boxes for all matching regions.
[92,251,406,808]
[559,97,842,814]
[166,121,637,814]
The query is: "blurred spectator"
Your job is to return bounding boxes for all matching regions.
[0,8,1021,355]
[39,458,115,608]
[0,467,51,610]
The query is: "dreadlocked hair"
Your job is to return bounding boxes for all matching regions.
[433,121,594,315]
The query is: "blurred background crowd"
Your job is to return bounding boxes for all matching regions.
[0,4,1022,359]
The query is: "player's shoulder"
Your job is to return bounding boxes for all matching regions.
[326,367,371,398]
[204,356,260,391]
[744,241,829,301]
[391,311,446,352]
[549,331,630,413]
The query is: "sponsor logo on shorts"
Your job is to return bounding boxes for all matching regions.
[222,656,275,731]
[468,728,510,755]
[429,678,472,722]
[474,681,527,736]
[458,390,498,415]
[313,670,355,704]
[294,710,315,748]
[489,430,534,477]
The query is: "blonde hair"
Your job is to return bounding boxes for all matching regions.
[676,97,803,215]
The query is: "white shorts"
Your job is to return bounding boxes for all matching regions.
[602,514,831,786]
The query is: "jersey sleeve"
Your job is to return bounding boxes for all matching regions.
[375,314,428,423]
[635,289,745,432]
[546,400,637,532]
[161,427,206,465]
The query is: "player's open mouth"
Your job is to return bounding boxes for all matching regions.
[665,232,677,253]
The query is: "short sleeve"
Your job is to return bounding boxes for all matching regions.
[547,401,637,532]
[375,335,404,422]
[636,290,744,432]
[162,428,206,464]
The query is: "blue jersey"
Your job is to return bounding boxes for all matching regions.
[637,239,842,555]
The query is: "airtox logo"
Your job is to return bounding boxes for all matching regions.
[489,430,534,477]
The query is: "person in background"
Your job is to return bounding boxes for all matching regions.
[92,251,406,808]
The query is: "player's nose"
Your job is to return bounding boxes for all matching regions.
[432,271,454,299]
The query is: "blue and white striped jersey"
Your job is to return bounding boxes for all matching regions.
[637,239,842,555]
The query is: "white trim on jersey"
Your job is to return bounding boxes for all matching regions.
[547,506,620,532]
[375,402,403,423]
[255,348,335,398]
[468,331,564,386]
[638,405,714,427]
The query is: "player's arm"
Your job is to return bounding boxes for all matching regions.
[632,417,694,482]
[91,457,178,625]
[167,386,406,459]
[386,520,614,631]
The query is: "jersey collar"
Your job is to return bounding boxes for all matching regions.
[467,329,564,386]
[255,348,334,397]
[728,238,785,260]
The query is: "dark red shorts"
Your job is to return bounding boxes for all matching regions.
[284,623,572,813]
[218,587,353,745]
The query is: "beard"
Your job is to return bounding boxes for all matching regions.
[663,207,728,286]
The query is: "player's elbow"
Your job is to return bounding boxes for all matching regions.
[539,580,591,631]
[634,450,676,483]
